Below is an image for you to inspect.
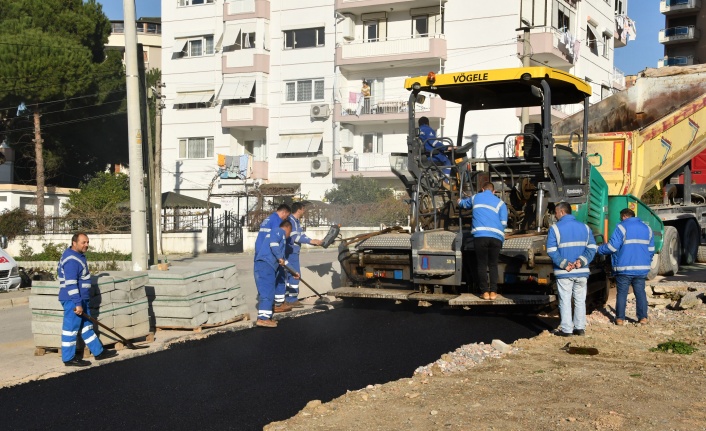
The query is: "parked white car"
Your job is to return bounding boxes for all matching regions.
[0,237,22,291]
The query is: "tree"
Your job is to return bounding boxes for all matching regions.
[0,0,119,223]
[63,172,130,233]
[324,176,394,204]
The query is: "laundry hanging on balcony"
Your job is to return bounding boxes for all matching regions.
[217,154,251,179]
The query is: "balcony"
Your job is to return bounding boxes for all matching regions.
[336,35,446,72]
[221,104,269,128]
[519,27,575,70]
[612,66,626,91]
[659,26,700,44]
[224,0,269,20]
[334,97,445,125]
[333,154,397,179]
[222,49,270,74]
[660,0,701,14]
[251,161,268,180]
[658,55,695,67]
[336,0,445,13]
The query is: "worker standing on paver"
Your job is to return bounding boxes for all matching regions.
[285,202,323,308]
[58,233,117,366]
[255,220,298,328]
[458,182,508,300]
[597,208,654,326]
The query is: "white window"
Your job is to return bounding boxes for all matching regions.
[236,31,256,50]
[179,137,214,159]
[364,21,379,42]
[284,79,325,102]
[412,16,429,37]
[176,35,215,58]
[553,0,575,32]
[283,27,325,49]
[245,140,267,161]
[602,33,610,58]
[615,0,624,15]
[179,0,214,6]
[363,133,383,154]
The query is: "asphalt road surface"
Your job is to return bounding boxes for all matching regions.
[0,307,554,431]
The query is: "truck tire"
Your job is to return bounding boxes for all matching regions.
[658,226,681,276]
[680,219,699,265]
[647,254,660,280]
[698,246,706,263]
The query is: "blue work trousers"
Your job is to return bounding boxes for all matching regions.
[615,274,648,321]
[556,277,587,334]
[255,262,287,320]
[285,253,301,303]
[60,300,104,362]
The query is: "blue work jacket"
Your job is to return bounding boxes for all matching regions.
[254,227,288,270]
[546,214,597,279]
[57,248,91,306]
[458,190,508,241]
[255,212,285,255]
[597,216,655,276]
[286,215,311,256]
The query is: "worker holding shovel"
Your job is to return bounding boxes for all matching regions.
[58,233,118,366]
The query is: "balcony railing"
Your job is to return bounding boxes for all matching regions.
[658,55,695,67]
[225,0,269,20]
[519,27,574,69]
[336,153,396,178]
[334,97,445,124]
[221,104,269,128]
[337,35,446,70]
[659,25,700,43]
[660,0,701,14]
[612,66,626,90]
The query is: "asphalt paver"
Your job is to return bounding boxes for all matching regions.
[0,307,551,430]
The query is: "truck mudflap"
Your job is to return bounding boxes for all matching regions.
[331,287,556,305]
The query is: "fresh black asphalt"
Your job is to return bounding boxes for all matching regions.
[1,307,555,430]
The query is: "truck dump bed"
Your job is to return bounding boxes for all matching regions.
[554,65,706,197]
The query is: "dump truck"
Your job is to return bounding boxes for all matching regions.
[554,64,706,277]
[332,66,664,310]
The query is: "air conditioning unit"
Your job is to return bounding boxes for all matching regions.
[311,156,331,175]
[310,104,330,120]
[341,14,356,41]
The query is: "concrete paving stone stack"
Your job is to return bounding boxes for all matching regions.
[28,272,151,350]
[146,262,246,329]
[89,272,151,345]
[29,281,67,349]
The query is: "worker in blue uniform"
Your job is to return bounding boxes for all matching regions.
[255,219,298,328]
[285,202,323,308]
[58,233,117,366]
[254,203,291,252]
[597,208,654,326]
[458,182,508,300]
[418,116,455,184]
[546,202,597,337]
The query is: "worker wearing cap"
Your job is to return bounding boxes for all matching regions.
[597,208,654,326]
[458,182,508,300]
[284,202,322,308]
[58,233,117,366]
[546,202,597,337]
[418,116,453,180]
[254,219,298,327]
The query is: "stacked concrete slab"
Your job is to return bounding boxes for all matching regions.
[88,272,151,345]
[146,262,246,329]
[29,272,151,351]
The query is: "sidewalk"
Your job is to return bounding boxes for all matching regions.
[0,289,30,309]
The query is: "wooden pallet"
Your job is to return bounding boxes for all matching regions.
[155,313,249,333]
[33,332,155,356]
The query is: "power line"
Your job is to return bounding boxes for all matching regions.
[0,88,127,112]
[7,111,125,134]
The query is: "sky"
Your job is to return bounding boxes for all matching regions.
[614,3,665,75]
[97,0,161,20]
[97,1,662,75]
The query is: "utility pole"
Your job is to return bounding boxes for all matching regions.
[123,0,148,270]
[519,25,532,131]
[32,109,45,229]
[151,82,164,258]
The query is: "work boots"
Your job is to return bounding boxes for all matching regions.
[273,302,293,313]
[95,349,118,361]
[64,357,91,367]
[256,319,278,328]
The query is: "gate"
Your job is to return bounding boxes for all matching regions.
[207,211,243,253]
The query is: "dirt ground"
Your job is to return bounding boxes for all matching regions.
[267,285,706,431]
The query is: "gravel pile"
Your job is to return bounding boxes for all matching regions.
[414,341,519,376]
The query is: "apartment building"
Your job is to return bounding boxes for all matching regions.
[161,0,630,215]
[108,17,162,70]
[659,0,704,67]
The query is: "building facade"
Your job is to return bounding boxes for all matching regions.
[108,17,162,71]
[161,0,630,216]
[659,0,704,67]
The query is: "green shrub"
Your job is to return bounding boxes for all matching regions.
[649,340,698,355]
[0,208,33,241]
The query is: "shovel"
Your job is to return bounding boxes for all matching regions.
[81,313,149,350]
[282,264,331,305]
